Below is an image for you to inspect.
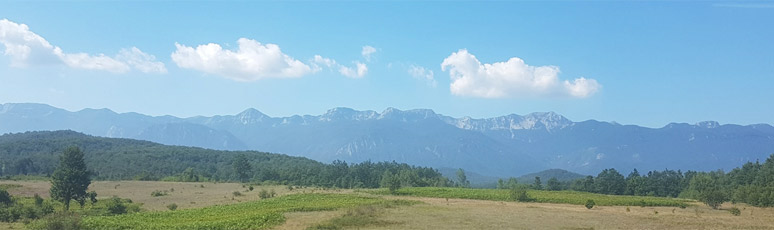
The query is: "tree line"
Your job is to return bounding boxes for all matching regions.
[0,131,449,189]
[498,154,774,208]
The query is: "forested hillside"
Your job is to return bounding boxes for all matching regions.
[0,131,450,188]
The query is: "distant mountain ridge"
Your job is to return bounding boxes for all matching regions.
[2,102,774,177]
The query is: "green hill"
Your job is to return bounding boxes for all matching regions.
[0,130,449,188]
[517,169,587,184]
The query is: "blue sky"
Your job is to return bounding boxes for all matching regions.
[1,1,772,127]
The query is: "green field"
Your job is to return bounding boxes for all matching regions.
[368,187,692,207]
[58,193,384,230]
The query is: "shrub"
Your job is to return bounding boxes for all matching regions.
[729,207,741,216]
[510,186,533,202]
[27,212,82,230]
[0,189,12,206]
[233,191,243,197]
[259,189,270,199]
[106,197,127,215]
[270,189,276,198]
[167,203,178,211]
[585,199,595,209]
[151,190,168,197]
[34,193,44,207]
[249,186,254,191]
[87,191,98,204]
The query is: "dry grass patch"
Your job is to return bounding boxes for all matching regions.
[0,180,296,211]
[359,197,774,230]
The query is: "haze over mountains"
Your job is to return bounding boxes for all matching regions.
[2,102,773,177]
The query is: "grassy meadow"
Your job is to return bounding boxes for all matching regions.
[2,180,774,229]
[367,187,691,207]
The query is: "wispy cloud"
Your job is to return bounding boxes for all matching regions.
[441,49,600,98]
[361,45,377,62]
[408,65,436,87]
[0,19,165,74]
[312,54,368,79]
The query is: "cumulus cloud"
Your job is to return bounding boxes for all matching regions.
[361,45,377,62]
[408,65,436,87]
[441,49,600,98]
[339,62,368,78]
[171,38,313,81]
[0,19,165,73]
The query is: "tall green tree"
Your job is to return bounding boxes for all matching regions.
[50,146,91,211]
[689,173,728,209]
[232,154,252,183]
[380,170,401,194]
[596,168,626,195]
[546,177,561,191]
[456,168,470,188]
[533,176,542,190]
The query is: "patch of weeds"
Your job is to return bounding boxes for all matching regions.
[151,190,169,197]
[232,191,243,197]
[307,200,418,230]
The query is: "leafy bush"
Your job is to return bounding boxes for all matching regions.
[105,197,127,215]
[729,207,741,216]
[27,212,82,230]
[0,189,12,206]
[87,191,98,204]
[248,185,254,191]
[510,186,534,202]
[167,203,178,211]
[233,191,243,197]
[34,193,44,207]
[585,199,595,209]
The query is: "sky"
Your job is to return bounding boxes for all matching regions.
[0,1,772,128]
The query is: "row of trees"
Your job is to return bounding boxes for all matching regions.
[510,154,774,209]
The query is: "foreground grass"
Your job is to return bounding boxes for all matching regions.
[368,187,691,207]
[76,193,384,230]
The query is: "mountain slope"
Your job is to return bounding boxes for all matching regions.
[2,103,774,177]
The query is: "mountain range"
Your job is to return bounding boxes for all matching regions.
[2,102,773,177]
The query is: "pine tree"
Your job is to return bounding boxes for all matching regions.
[233,154,252,182]
[50,146,91,211]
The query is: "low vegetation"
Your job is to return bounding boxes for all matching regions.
[368,187,690,207]
[80,193,385,229]
[309,199,419,230]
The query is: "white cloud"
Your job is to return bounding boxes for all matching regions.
[313,55,368,79]
[408,65,436,87]
[361,45,376,61]
[440,49,600,98]
[171,38,313,81]
[117,47,167,73]
[0,19,165,74]
[311,55,337,72]
[339,62,368,78]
